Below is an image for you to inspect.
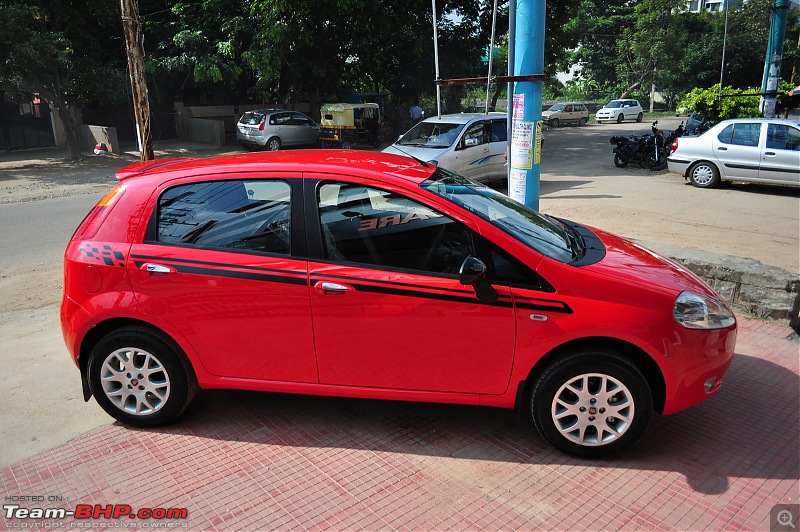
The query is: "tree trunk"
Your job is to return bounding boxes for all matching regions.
[38,85,83,161]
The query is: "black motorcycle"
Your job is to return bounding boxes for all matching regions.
[646,120,684,171]
[610,132,652,168]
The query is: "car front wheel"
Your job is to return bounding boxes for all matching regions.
[616,114,625,123]
[87,328,196,427]
[688,161,721,188]
[531,351,652,458]
[550,118,560,128]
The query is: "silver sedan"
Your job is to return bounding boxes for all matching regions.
[668,118,800,188]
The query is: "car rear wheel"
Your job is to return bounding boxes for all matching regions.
[636,112,643,122]
[531,351,652,458]
[87,328,196,427]
[688,161,721,188]
[578,117,587,126]
[266,137,281,151]
[616,114,625,123]
[550,118,560,128]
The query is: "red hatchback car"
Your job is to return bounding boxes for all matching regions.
[61,150,737,457]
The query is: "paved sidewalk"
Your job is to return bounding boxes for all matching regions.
[1,316,798,531]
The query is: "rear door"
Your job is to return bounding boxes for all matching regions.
[306,177,516,395]
[712,122,762,180]
[759,123,800,185]
[128,175,318,383]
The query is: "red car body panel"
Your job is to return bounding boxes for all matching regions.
[61,150,736,419]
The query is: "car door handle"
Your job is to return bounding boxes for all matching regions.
[717,147,727,151]
[763,151,776,156]
[314,281,352,295]
[142,263,176,276]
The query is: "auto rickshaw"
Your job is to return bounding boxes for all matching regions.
[319,102,383,149]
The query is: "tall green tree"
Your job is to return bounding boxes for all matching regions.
[0,0,128,159]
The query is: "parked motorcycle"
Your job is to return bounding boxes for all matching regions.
[646,120,684,171]
[610,131,652,168]
[684,112,712,136]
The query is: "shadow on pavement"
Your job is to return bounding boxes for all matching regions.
[134,349,799,496]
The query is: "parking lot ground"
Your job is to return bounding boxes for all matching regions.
[1,315,797,531]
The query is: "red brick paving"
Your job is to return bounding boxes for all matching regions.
[1,316,798,531]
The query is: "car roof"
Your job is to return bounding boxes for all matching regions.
[422,112,506,125]
[715,117,800,126]
[242,109,300,115]
[114,150,437,186]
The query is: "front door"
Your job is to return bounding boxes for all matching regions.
[307,179,516,395]
[128,176,318,383]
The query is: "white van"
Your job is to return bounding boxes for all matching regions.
[382,113,507,182]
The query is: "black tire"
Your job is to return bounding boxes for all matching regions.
[617,114,625,123]
[87,328,196,427]
[266,137,281,151]
[636,112,644,123]
[613,153,628,168]
[688,161,721,188]
[550,118,560,128]
[530,351,653,458]
[647,153,668,171]
[341,141,353,150]
[578,117,588,126]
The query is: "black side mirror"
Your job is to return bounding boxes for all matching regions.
[458,256,499,303]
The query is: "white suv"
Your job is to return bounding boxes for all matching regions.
[595,99,644,123]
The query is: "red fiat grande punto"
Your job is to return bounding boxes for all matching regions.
[61,150,737,457]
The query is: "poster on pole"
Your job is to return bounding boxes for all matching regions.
[513,93,525,120]
[511,121,533,169]
[534,120,543,165]
[509,168,527,204]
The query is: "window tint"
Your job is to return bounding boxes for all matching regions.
[155,180,291,254]
[719,123,760,147]
[489,120,507,142]
[766,124,800,151]
[318,183,474,275]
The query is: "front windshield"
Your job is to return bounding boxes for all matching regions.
[547,104,565,112]
[604,101,623,108]
[396,121,466,148]
[421,168,574,263]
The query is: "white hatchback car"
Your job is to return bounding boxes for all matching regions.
[668,118,800,188]
[382,113,508,182]
[595,99,644,123]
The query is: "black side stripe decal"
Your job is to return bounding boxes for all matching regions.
[173,265,308,285]
[131,254,306,276]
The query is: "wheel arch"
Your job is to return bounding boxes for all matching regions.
[78,317,198,401]
[517,336,667,417]
[686,159,720,177]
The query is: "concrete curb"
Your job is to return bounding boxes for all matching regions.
[644,241,800,332]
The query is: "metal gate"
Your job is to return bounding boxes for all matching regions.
[0,93,56,151]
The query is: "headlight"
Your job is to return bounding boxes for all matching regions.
[673,291,736,330]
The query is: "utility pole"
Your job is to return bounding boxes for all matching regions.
[508,0,545,210]
[760,0,789,118]
[121,0,154,161]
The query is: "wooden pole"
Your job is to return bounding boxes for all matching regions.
[120,0,154,160]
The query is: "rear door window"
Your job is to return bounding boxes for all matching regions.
[153,180,291,255]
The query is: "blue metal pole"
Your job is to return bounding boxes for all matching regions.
[760,0,789,118]
[509,0,545,210]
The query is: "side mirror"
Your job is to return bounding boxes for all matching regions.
[458,256,499,303]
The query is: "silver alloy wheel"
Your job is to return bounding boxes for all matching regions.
[267,138,281,151]
[691,164,715,186]
[100,347,171,415]
[551,372,634,446]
